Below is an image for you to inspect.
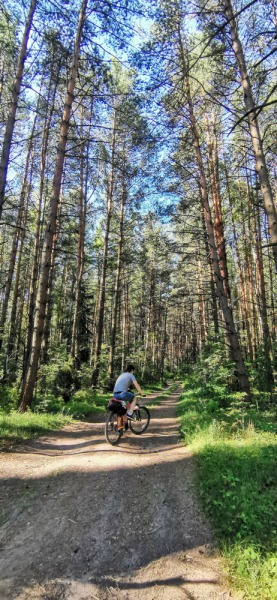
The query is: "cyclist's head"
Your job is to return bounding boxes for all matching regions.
[125,364,135,373]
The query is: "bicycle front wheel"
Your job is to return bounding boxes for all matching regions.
[130,405,150,435]
[105,411,123,445]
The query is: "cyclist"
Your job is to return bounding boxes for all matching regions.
[113,364,144,420]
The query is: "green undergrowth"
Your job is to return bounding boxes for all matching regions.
[148,381,177,406]
[0,378,170,447]
[0,411,74,450]
[178,365,277,599]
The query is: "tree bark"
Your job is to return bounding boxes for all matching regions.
[184,69,251,399]
[23,78,57,373]
[42,174,64,364]
[205,107,230,298]
[6,142,36,364]
[142,260,154,376]
[0,0,37,220]
[108,159,126,387]
[221,0,277,272]
[15,260,30,366]
[71,101,92,366]
[91,106,117,387]
[223,151,253,360]
[200,205,219,334]
[18,0,88,411]
[0,55,5,103]
[256,200,271,353]
[0,112,37,351]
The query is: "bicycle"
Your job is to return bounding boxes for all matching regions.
[105,396,150,446]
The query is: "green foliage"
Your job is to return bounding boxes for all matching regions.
[0,411,73,449]
[178,357,277,600]
[250,348,274,393]
[34,351,81,403]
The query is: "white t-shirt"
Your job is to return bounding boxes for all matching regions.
[114,372,136,394]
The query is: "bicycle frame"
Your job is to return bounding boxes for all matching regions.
[117,402,131,429]
[117,399,141,429]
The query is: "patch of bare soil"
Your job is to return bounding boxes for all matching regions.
[0,385,236,600]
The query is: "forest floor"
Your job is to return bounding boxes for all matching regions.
[0,384,236,600]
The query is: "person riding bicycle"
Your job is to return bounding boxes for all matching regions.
[113,364,144,421]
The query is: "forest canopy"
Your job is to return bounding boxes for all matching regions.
[0,0,277,410]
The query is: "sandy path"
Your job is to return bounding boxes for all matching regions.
[0,385,235,600]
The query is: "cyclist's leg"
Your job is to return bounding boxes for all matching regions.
[122,391,136,415]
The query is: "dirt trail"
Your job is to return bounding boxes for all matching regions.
[0,385,235,600]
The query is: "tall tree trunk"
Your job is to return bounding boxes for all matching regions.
[24,84,56,373]
[71,109,85,363]
[221,0,277,271]
[15,260,30,366]
[256,200,271,353]
[42,175,64,364]
[142,260,154,376]
[71,101,92,366]
[224,154,253,360]
[6,142,36,364]
[90,284,100,366]
[184,68,251,399]
[18,0,88,411]
[0,0,37,220]
[121,266,126,372]
[205,107,230,298]
[0,112,37,351]
[57,263,68,344]
[238,179,257,357]
[0,55,5,102]
[108,164,126,387]
[160,294,168,378]
[92,106,116,387]
[201,199,219,335]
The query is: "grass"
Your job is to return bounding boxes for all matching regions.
[0,379,170,448]
[0,411,74,449]
[177,372,277,599]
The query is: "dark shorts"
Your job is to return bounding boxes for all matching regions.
[108,400,127,416]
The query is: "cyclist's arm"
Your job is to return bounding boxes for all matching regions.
[134,380,143,395]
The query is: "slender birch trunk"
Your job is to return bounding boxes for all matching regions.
[18,0,88,411]
[0,0,37,220]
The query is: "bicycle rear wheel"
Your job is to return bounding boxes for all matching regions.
[130,405,150,435]
[105,411,123,445]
